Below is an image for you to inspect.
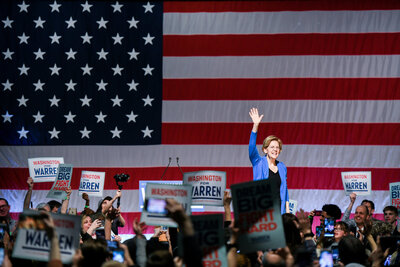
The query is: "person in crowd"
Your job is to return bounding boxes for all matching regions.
[383,205,399,236]
[96,190,126,237]
[248,108,289,214]
[338,235,368,266]
[123,219,147,267]
[342,193,381,223]
[0,197,17,234]
[81,214,102,242]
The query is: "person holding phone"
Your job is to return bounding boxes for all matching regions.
[249,108,289,214]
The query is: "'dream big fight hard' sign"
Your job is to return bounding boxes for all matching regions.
[231,179,286,253]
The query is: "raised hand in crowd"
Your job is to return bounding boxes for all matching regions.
[223,190,232,222]
[61,186,72,214]
[87,218,102,236]
[342,192,357,221]
[42,211,62,267]
[101,190,122,214]
[297,209,313,239]
[81,192,90,211]
[23,177,34,210]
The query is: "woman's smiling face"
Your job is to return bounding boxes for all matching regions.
[264,140,281,160]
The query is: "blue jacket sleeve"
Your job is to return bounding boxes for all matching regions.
[249,131,261,166]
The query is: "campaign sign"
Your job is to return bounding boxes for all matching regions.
[140,183,192,227]
[183,170,226,206]
[78,171,105,197]
[46,164,73,200]
[28,157,64,183]
[231,179,286,253]
[12,211,81,264]
[390,182,400,211]
[288,199,298,215]
[191,214,227,267]
[341,171,371,196]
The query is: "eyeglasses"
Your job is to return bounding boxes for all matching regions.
[268,146,280,150]
[334,228,343,231]
[0,204,9,209]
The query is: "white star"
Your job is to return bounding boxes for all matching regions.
[126,111,138,122]
[18,64,29,75]
[142,94,154,106]
[18,33,29,44]
[111,95,123,107]
[65,79,77,91]
[142,64,154,76]
[80,95,92,107]
[143,2,154,13]
[49,0,61,12]
[33,111,45,123]
[3,49,14,60]
[2,111,13,123]
[112,33,123,45]
[111,1,123,13]
[112,64,123,76]
[81,32,92,44]
[33,48,46,60]
[17,95,29,107]
[2,80,13,91]
[95,111,107,123]
[127,79,139,91]
[2,17,13,28]
[97,48,108,60]
[33,17,45,28]
[33,79,45,91]
[96,79,108,91]
[49,63,61,75]
[96,17,108,29]
[127,16,139,29]
[48,95,60,107]
[81,64,93,75]
[65,17,77,28]
[80,127,91,139]
[81,1,92,13]
[143,33,154,45]
[64,111,76,123]
[65,48,77,60]
[18,1,30,13]
[18,127,29,139]
[48,127,60,139]
[141,126,153,138]
[49,32,61,44]
[110,126,122,138]
[128,48,140,60]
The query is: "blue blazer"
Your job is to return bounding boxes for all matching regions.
[249,131,289,214]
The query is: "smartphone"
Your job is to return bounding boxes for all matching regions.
[314,210,322,216]
[316,226,323,238]
[161,226,168,231]
[68,208,77,215]
[0,224,6,242]
[107,240,119,251]
[331,245,339,263]
[95,228,105,240]
[319,250,333,267]
[144,198,167,214]
[324,218,335,237]
[0,247,4,266]
[112,249,125,263]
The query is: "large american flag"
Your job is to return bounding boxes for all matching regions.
[0,1,399,235]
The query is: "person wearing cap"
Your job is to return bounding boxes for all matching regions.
[96,190,126,237]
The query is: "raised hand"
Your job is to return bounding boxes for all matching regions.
[249,107,264,125]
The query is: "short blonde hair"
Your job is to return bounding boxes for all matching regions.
[262,135,283,151]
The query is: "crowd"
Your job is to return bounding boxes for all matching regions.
[0,176,398,267]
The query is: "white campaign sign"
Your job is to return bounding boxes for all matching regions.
[12,211,81,264]
[28,157,64,183]
[183,170,226,206]
[78,171,105,197]
[140,183,192,227]
[341,171,371,196]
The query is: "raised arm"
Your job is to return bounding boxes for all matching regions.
[342,193,356,221]
[102,190,121,214]
[249,107,264,133]
[23,177,34,210]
